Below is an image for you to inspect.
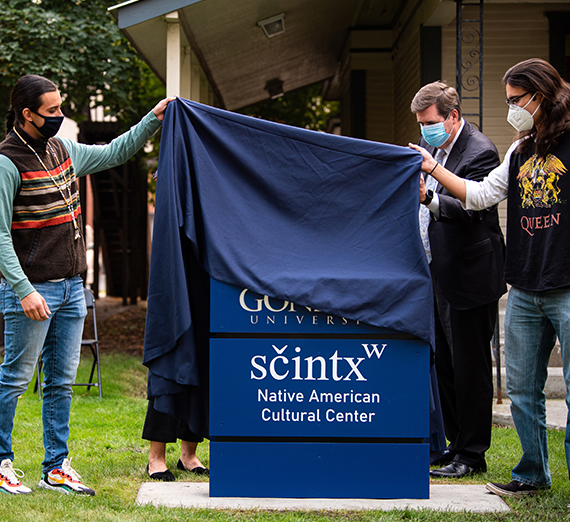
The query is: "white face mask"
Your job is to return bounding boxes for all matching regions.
[507,92,541,132]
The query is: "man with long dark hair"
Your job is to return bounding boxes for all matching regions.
[0,74,172,495]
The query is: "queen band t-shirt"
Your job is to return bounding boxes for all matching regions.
[505,131,570,291]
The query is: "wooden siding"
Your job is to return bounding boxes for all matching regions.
[393,25,422,147]
[442,3,570,235]
[366,67,395,143]
[442,2,570,159]
[393,0,442,146]
[351,53,395,143]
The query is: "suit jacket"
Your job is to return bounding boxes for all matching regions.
[421,121,507,310]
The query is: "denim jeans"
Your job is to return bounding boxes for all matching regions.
[504,286,570,487]
[0,276,86,472]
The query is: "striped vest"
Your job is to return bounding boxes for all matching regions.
[0,128,86,282]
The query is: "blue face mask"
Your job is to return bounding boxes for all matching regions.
[420,114,451,148]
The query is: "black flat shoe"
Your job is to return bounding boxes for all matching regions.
[177,459,209,476]
[146,463,175,482]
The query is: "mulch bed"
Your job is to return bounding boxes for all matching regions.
[84,306,146,356]
[0,304,147,359]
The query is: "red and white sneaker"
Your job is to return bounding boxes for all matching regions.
[38,458,95,496]
[0,459,32,494]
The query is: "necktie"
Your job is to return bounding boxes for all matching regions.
[419,149,446,263]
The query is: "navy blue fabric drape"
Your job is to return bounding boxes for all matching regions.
[143,98,433,435]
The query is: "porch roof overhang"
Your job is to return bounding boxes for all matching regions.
[110,0,409,110]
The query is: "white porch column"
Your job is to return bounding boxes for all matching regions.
[165,11,181,98]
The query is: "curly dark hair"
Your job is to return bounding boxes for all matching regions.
[503,58,570,158]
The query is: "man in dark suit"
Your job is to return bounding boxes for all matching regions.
[410,81,506,478]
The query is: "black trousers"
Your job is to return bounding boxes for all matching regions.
[142,399,203,443]
[433,282,497,467]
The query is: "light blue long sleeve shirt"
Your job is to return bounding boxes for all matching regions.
[0,110,161,299]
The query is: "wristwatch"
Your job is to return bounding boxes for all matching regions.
[422,189,434,206]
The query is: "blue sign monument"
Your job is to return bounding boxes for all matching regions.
[209,279,430,499]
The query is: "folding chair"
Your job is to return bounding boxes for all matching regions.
[35,287,102,398]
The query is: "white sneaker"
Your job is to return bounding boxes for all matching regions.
[38,458,95,496]
[0,459,32,494]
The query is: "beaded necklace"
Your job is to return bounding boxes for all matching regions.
[13,127,81,240]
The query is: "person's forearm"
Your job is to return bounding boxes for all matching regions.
[429,161,467,202]
[60,111,162,177]
[0,157,35,298]
[0,232,35,299]
[409,142,467,202]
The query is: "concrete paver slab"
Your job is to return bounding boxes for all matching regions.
[493,399,566,431]
[135,382,569,513]
[136,483,510,513]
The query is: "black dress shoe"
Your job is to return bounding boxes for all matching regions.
[430,450,455,467]
[429,460,485,478]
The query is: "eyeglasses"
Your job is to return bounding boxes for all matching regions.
[505,92,530,107]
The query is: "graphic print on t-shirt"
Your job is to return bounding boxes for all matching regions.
[517,154,566,209]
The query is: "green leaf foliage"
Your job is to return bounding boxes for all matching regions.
[239,83,340,132]
[0,0,165,129]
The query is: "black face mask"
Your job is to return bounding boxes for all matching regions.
[30,110,64,138]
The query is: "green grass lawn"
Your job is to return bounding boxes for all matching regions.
[1,351,570,521]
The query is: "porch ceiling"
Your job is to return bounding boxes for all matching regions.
[113,0,406,110]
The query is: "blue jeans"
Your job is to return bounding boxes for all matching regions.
[0,277,86,472]
[504,286,570,487]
